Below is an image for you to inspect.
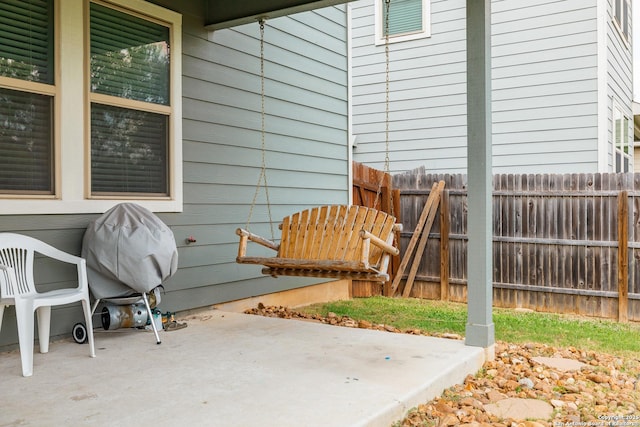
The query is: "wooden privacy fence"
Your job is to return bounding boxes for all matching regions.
[393,170,640,322]
[352,162,401,296]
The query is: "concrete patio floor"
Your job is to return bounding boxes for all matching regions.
[0,309,486,427]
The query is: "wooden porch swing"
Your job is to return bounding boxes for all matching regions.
[237,205,401,281]
[236,7,400,282]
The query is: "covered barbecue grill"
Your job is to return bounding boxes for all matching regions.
[81,203,178,344]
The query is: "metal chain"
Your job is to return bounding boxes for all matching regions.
[373,0,393,217]
[246,19,275,239]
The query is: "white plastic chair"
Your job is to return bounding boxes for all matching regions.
[0,233,95,376]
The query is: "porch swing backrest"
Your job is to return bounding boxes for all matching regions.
[281,205,394,263]
[236,205,401,279]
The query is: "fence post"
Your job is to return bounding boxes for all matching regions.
[617,191,629,322]
[440,190,450,300]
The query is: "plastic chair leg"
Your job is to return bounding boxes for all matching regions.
[15,300,35,377]
[0,304,5,334]
[36,306,51,354]
[81,298,96,358]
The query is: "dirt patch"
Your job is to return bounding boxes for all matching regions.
[246,304,640,427]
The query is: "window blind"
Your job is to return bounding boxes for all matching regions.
[0,88,53,193]
[383,0,423,37]
[90,2,170,105]
[0,0,53,84]
[91,103,168,195]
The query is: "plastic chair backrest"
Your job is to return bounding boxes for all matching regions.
[0,235,39,300]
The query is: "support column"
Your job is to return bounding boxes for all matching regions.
[465,0,495,349]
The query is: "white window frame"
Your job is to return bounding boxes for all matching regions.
[614,102,633,172]
[374,0,431,46]
[612,0,631,46]
[0,0,182,215]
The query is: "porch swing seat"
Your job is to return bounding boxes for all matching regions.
[236,205,402,282]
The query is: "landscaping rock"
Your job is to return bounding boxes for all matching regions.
[484,398,553,420]
[518,378,534,389]
[357,319,371,329]
[486,390,507,402]
[532,356,588,372]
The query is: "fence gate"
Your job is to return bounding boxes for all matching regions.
[352,161,401,296]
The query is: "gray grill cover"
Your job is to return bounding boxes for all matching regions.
[82,203,178,299]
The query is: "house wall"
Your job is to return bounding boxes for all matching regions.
[0,0,350,346]
[605,0,634,171]
[350,0,613,174]
[157,0,351,310]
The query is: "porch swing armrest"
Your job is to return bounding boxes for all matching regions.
[236,228,280,258]
[359,230,400,256]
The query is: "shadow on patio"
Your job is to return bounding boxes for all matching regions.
[0,309,485,427]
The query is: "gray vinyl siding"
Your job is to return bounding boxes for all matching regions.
[0,2,349,347]
[174,4,350,311]
[492,0,599,172]
[351,0,467,174]
[351,0,604,174]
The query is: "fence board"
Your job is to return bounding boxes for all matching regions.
[351,162,400,297]
[393,169,639,322]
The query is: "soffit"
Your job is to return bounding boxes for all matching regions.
[204,0,355,30]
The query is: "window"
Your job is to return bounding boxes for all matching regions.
[0,0,55,195]
[0,0,182,214]
[613,0,630,44]
[614,104,632,172]
[89,2,170,196]
[375,0,430,45]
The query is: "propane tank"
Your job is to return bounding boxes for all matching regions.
[101,303,148,330]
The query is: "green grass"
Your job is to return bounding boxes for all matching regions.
[298,296,640,358]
